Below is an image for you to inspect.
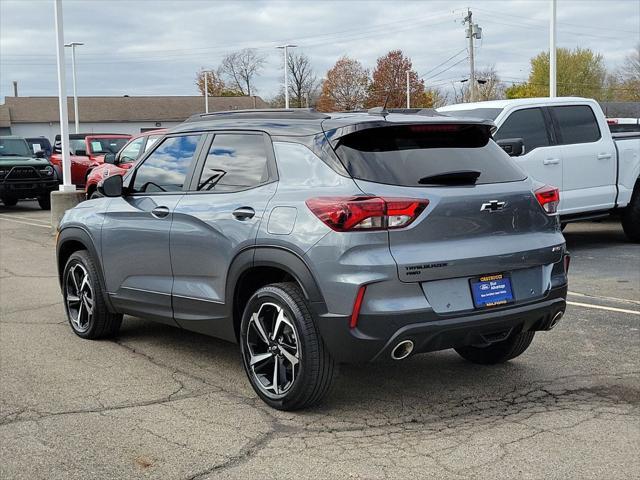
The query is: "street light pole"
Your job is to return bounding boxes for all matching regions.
[54,0,74,192]
[549,0,557,97]
[204,71,209,113]
[64,41,83,133]
[406,70,410,108]
[277,44,296,108]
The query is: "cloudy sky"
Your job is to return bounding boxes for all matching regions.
[1,0,638,103]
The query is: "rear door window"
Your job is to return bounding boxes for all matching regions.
[551,105,601,144]
[333,124,526,187]
[194,133,270,192]
[494,108,551,153]
[132,135,201,193]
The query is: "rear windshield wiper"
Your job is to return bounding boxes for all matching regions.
[418,170,481,186]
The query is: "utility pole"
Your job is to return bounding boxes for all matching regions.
[204,71,209,113]
[406,70,410,108]
[64,41,83,133]
[277,44,296,108]
[464,9,481,103]
[549,0,557,97]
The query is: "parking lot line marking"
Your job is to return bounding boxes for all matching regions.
[568,291,640,306]
[567,300,640,316]
[0,213,50,224]
[0,217,50,229]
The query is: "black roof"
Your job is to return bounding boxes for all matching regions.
[171,108,495,137]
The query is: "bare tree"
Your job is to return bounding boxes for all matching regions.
[220,48,266,96]
[286,51,320,108]
[453,66,505,102]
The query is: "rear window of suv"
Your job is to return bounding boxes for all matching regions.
[333,124,526,186]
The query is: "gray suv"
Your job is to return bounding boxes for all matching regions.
[56,109,569,410]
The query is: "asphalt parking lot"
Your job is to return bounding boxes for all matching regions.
[1,200,638,480]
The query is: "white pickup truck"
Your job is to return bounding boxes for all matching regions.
[439,97,640,241]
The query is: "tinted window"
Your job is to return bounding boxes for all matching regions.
[334,124,526,187]
[552,106,601,144]
[132,135,200,193]
[195,134,269,192]
[495,108,550,153]
[119,138,144,163]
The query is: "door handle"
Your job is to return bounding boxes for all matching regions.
[597,153,612,160]
[233,207,255,220]
[543,158,560,165]
[151,206,170,219]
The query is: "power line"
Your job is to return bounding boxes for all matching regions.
[422,56,469,81]
[418,48,467,79]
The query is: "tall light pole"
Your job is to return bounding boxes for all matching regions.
[54,0,73,192]
[549,0,557,97]
[277,44,296,108]
[204,71,209,113]
[406,70,411,108]
[64,41,83,133]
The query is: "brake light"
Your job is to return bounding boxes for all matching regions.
[534,185,560,215]
[305,196,428,231]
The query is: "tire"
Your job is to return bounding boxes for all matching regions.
[1,197,18,207]
[622,182,640,242]
[38,195,51,210]
[455,331,535,365]
[240,282,337,410]
[62,250,122,339]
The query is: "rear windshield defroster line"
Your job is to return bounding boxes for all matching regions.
[333,124,526,187]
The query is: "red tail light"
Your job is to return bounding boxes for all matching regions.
[305,196,428,231]
[534,185,560,215]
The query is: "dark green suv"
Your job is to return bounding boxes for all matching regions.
[0,136,59,209]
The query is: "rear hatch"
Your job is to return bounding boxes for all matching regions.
[329,120,565,312]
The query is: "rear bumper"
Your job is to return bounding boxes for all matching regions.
[313,284,567,363]
[0,179,59,199]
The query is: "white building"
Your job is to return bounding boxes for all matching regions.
[0,95,268,138]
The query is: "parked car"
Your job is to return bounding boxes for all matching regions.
[0,136,59,209]
[57,109,569,410]
[439,97,640,241]
[50,133,131,187]
[607,117,640,134]
[85,129,166,199]
[26,136,53,160]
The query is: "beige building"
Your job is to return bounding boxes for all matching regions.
[0,95,268,138]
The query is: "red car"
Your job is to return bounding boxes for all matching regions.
[50,133,132,187]
[85,130,166,199]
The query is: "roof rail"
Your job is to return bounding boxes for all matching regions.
[367,107,388,117]
[185,108,330,122]
[385,108,444,117]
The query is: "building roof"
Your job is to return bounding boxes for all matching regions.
[0,95,268,125]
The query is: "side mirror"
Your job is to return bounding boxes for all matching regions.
[103,153,117,164]
[35,150,45,158]
[496,138,525,157]
[97,174,123,197]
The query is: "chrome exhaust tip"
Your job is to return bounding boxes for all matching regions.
[391,340,414,360]
[548,311,563,329]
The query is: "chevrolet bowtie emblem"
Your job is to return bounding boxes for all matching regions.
[480,200,507,212]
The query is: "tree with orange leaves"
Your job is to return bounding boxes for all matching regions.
[316,56,370,112]
[366,50,429,108]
